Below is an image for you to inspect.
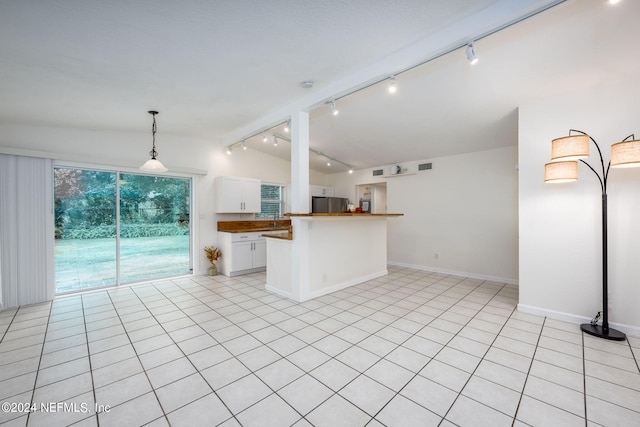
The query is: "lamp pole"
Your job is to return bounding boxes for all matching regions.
[571,130,626,341]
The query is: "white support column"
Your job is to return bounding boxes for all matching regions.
[290,111,310,214]
[290,111,310,300]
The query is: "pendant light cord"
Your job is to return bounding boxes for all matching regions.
[149,111,158,159]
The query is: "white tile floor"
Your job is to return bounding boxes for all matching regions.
[1,266,639,426]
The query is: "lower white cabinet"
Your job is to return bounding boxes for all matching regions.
[218,232,266,276]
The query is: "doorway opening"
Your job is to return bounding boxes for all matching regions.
[356,183,387,214]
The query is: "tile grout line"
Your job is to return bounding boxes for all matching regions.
[133,280,261,426]
[80,294,101,426]
[9,268,639,426]
[166,274,343,423]
[296,275,486,420]
[0,308,20,344]
[510,316,547,427]
[293,274,483,424]
[627,340,640,374]
[101,289,173,426]
[354,279,509,425]
[161,271,470,424]
[25,302,55,427]
[435,284,520,426]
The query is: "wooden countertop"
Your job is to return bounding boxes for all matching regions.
[285,213,403,217]
[262,232,292,240]
[217,219,291,233]
[220,227,290,233]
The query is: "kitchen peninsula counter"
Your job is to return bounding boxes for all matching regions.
[266,213,403,302]
[285,213,403,217]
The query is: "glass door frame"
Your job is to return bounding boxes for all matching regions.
[53,161,195,294]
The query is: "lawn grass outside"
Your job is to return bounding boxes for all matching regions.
[55,235,190,293]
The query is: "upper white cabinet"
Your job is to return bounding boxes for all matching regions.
[310,185,334,197]
[215,176,261,213]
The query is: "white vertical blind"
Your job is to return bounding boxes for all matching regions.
[0,154,55,308]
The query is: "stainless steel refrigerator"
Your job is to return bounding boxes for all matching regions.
[311,197,348,213]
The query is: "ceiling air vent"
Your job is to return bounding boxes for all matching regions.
[372,169,384,176]
[418,162,433,171]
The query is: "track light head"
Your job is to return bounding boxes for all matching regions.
[262,132,268,143]
[327,161,331,167]
[284,120,290,133]
[388,76,397,94]
[466,43,478,65]
[226,146,232,155]
[273,135,278,146]
[348,168,353,174]
[242,140,247,150]
[331,100,339,116]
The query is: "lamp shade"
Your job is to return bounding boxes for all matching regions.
[610,139,640,168]
[139,158,168,173]
[551,135,590,161]
[544,161,578,183]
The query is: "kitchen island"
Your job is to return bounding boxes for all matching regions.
[265,213,403,302]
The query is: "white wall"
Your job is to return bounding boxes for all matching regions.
[0,123,328,281]
[0,241,3,311]
[328,145,519,283]
[518,77,640,334]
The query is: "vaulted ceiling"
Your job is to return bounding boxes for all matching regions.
[1,0,638,173]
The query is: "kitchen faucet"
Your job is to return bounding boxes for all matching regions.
[273,212,278,228]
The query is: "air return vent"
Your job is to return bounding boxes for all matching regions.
[418,162,433,171]
[372,169,384,176]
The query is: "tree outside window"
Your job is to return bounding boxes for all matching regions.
[257,183,284,218]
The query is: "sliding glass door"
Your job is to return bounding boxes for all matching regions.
[54,167,191,293]
[119,174,191,284]
[54,168,117,292]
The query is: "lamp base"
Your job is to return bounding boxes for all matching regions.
[580,323,626,341]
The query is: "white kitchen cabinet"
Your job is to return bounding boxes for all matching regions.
[218,232,266,276]
[310,185,334,197]
[215,176,261,213]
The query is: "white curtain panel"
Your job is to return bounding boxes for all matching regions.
[0,154,55,308]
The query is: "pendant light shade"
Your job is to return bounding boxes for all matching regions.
[551,134,590,161]
[140,110,168,173]
[544,161,578,183]
[610,139,640,168]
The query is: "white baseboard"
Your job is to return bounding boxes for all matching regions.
[387,261,518,285]
[303,270,389,302]
[264,285,294,301]
[267,270,389,303]
[517,304,640,338]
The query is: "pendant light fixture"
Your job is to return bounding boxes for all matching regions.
[139,110,168,173]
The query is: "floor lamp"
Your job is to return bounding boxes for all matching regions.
[544,129,640,341]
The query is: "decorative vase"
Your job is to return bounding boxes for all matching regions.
[208,265,218,276]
